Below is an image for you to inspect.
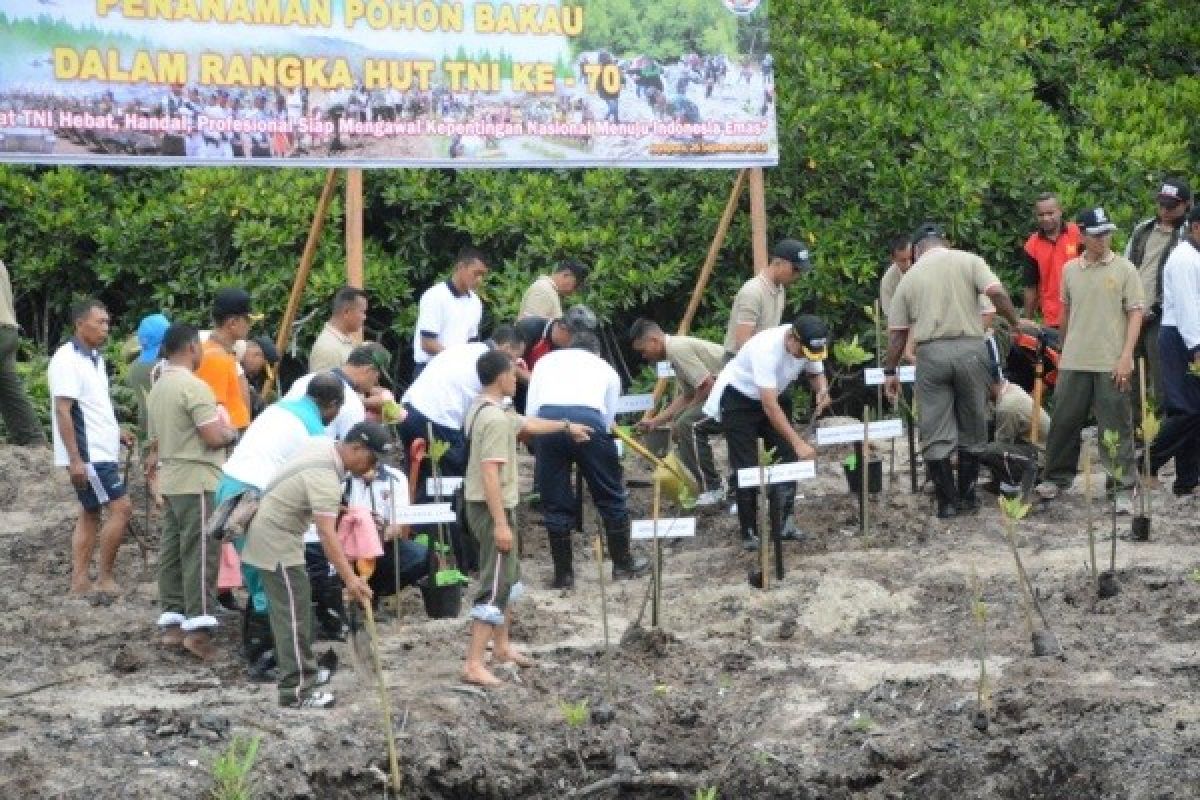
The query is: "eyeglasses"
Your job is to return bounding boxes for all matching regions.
[1158,198,1183,210]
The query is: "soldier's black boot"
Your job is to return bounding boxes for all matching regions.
[604,517,649,579]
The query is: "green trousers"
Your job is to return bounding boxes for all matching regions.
[1043,370,1136,491]
[261,564,317,704]
[469,503,520,613]
[0,326,45,446]
[915,337,991,461]
[158,492,220,629]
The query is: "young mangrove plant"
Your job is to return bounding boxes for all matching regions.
[998,495,1061,657]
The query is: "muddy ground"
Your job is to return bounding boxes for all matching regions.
[1,434,1198,799]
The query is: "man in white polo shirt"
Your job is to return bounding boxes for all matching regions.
[48,298,133,595]
[528,331,649,589]
[411,246,488,380]
[286,343,390,440]
[703,316,830,551]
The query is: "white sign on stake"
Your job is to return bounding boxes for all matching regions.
[815,418,905,446]
[392,503,457,526]
[425,476,464,497]
[736,460,816,488]
[656,361,676,378]
[863,366,916,386]
[616,394,655,414]
[631,517,697,540]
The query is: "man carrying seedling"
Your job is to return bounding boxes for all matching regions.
[1148,204,1200,495]
[309,286,368,373]
[197,288,259,432]
[0,258,45,447]
[723,239,811,359]
[462,349,592,686]
[49,298,133,595]
[518,259,589,320]
[1035,208,1143,511]
[1021,192,1082,332]
[144,324,238,660]
[411,246,488,380]
[239,421,386,709]
[528,332,650,589]
[884,224,1021,519]
[703,316,831,550]
[629,319,727,506]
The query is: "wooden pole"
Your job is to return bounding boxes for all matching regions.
[643,169,746,420]
[346,168,364,290]
[651,477,662,629]
[264,168,339,397]
[748,167,769,273]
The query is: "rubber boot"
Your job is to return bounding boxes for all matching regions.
[241,607,274,664]
[769,484,803,541]
[604,517,649,579]
[735,488,760,551]
[956,451,981,514]
[928,459,958,519]
[547,531,575,590]
[312,572,347,642]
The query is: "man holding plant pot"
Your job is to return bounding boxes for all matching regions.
[1035,208,1143,511]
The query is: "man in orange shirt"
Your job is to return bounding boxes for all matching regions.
[1021,192,1082,331]
[197,288,259,431]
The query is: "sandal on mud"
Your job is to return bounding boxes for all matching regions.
[280,690,336,709]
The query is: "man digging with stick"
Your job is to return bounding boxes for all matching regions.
[462,349,593,687]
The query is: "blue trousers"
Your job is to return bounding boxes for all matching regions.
[1149,325,1200,492]
[399,403,475,569]
[533,405,627,535]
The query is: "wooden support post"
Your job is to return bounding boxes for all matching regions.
[346,168,364,290]
[265,168,339,397]
[748,167,769,273]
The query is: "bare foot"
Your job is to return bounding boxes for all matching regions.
[493,649,535,668]
[461,664,503,688]
[93,577,121,594]
[69,577,93,595]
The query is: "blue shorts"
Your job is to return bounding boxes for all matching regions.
[75,462,128,511]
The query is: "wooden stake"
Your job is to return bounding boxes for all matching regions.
[1084,448,1097,587]
[643,169,746,419]
[593,533,616,704]
[355,560,402,793]
[861,406,870,535]
[748,167,769,273]
[651,476,662,629]
[346,168,364,291]
[265,168,339,397]
[1138,356,1152,514]
[1030,358,1045,445]
[757,438,769,591]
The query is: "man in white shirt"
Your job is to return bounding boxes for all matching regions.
[48,298,132,595]
[1149,204,1200,495]
[411,246,488,379]
[528,332,649,588]
[703,316,830,551]
[286,344,390,441]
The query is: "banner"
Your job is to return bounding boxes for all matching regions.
[0,1,778,168]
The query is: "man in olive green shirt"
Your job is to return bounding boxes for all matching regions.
[240,423,383,708]
[461,349,592,688]
[1037,208,1144,509]
[723,239,811,356]
[0,258,45,445]
[145,323,238,660]
[629,319,727,504]
[309,286,367,372]
[518,260,588,320]
[885,224,1021,518]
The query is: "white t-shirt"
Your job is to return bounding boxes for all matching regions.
[412,280,482,365]
[304,464,409,543]
[703,325,823,421]
[48,340,121,466]
[401,342,488,429]
[527,348,621,428]
[222,403,313,489]
[285,371,366,441]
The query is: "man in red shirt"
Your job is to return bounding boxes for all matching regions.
[1022,192,1082,330]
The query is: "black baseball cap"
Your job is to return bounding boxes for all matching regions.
[911,222,946,248]
[790,314,829,361]
[249,335,280,365]
[772,239,811,269]
[1156,179,1191,206]
[345,421,394,457]
[212,288,262,322]
[1077,207,1118,236]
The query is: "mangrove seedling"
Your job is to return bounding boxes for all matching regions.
[694,788,719,800]
[970,566,991,731]
[210,734,262,800]
[1098,430,1122,597]
[558,699,590,777]
[1083,449,1099,591]
[998,496,1061,657]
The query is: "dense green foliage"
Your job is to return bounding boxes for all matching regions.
[570,0,739,59]
[0,0,1196,388]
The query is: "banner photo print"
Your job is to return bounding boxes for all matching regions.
[0,1,778,168]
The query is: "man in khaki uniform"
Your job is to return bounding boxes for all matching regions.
[145,324,239,659]
[885,224,1020,518]
[878,234,914,326]
[518,260,589,320]
[240,422,383,708]
[1037,208,1144,509]
[461,349,592,687]
[723,239,810,357]
[309,286,367,372]
[0,258,45,445]
[629,319,727,504]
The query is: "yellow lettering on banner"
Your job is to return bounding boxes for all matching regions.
[474,3,582,35]
[199,54,355,89]
[443,60,467,90]
[53,47,188,84]
[363,59,436,91]
[510,62,555,94]
[344,0,462,32]
[94,0,331,25]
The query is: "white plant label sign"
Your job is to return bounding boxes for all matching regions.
[863,366,916,386]
[616,394,655,414]
[737,460,816,488]
[392,503,456,526]
[426,476,464,497]
[631,517,696,540]
[816,418,905,446]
